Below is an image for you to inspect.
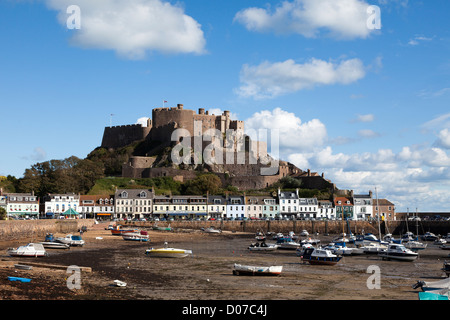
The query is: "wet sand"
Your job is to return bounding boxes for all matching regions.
[0,221,448,301]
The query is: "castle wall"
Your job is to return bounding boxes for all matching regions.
[101,124,151,149]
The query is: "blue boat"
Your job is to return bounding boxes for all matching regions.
[8,276,31,283]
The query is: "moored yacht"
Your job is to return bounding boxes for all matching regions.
[378,243,419,261]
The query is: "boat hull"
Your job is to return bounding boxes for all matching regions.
[379,252,418,261]
[303,256,342,266]
[233,264,282,276]
[38,242,70,249]
[146,248,192,258]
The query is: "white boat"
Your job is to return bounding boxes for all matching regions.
[7,243,47,257]
[421,232,438,242]
[301,237,321,245]
[202,226,221,234]
[248,242,279,251]
[413,276,450,292]
[355,233,388,247]
[145,242,192,258]
[276,235,301,250]
[300,230,309,237]
[56,234,85,247]
[301,247,342,265]
[232,264,283,276]
[113,280,127,287]
[37,241,70,250]
[323,243,354,256]
[378,243,419,261]
[122,231,149,242]
[403,240,427,251]
[361,242,387,254]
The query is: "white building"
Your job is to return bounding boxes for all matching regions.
[5,192,39,219]
[79,195,115,220]
[298,198,318,220]
[318,200,336,220]
[114,189,153,220]
[43,193,80,218]
[278,188,299,219]
[207,195,227,219]
[353,192,373,220]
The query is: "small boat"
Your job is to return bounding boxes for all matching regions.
[440,244,450,250]
[56,234,85,247]
[421,232,438,242]
[300,230,309,237]
[418,291,449,300]
[378,243,418,261]
[413,276,450,292]
[145,242,192,258]
[403,240,427,251]
[7,243,47,257]
[434,238,447,245]
[300,237,321,245]
[8,276,31,283]
[288,231,299,241]
[323,242,354,256]
[122,231,150,242]
[113,280,127,287]
[442,261,450,277]
[255,231,266,241]
[360,242,387,254]
[248,242,279,251]
[301,247,342,265]
[276,237,301,250]
[152,224,172,231]
[38,233,70,249]
[14,264,33,270]
[401,231,416,242]
[232,264,283,276]
[355,233,387,247]
[111,225,138,236]
[38,241,70,249]
[202,226,221,234]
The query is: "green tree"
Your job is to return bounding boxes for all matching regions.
[183,174,222,195]
[0,207,6,220]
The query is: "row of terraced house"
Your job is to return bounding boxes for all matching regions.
[0,188,396,221]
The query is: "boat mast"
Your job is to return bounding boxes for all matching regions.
[375,187,382,241]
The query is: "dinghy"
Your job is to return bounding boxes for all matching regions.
[232,264,283,276]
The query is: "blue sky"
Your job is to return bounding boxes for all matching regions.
[1,0,450,211]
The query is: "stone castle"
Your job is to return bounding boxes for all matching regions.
[100,104,334,190]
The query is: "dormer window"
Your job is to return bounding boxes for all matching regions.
[121,191,128,198]
[139,191,147,198]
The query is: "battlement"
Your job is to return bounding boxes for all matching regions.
[101,104,245,149]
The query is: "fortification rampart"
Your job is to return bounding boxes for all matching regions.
[101,124,151,149]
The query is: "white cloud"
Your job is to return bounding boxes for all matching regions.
[245,108,327,154]
[236,58,366,99]
[358,129,380,138]
[435,129,450,149]
[351,114,375,123]
[234,0,377,40]
[45,0,206,59]
[208,108,239,121]
[136,117,150,127]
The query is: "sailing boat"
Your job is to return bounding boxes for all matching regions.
[402,208,427,251]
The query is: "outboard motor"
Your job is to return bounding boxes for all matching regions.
[412,281,425,290]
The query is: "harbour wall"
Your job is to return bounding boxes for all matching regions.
[127,220,450,236]
[0,220,96,241]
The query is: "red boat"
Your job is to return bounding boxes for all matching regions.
[110,225,137,236]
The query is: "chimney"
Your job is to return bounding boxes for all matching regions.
[307,169,311,176]
[177,104,184,110]
[199,108,205,115]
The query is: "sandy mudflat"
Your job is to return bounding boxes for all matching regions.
[0,221,448,301]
